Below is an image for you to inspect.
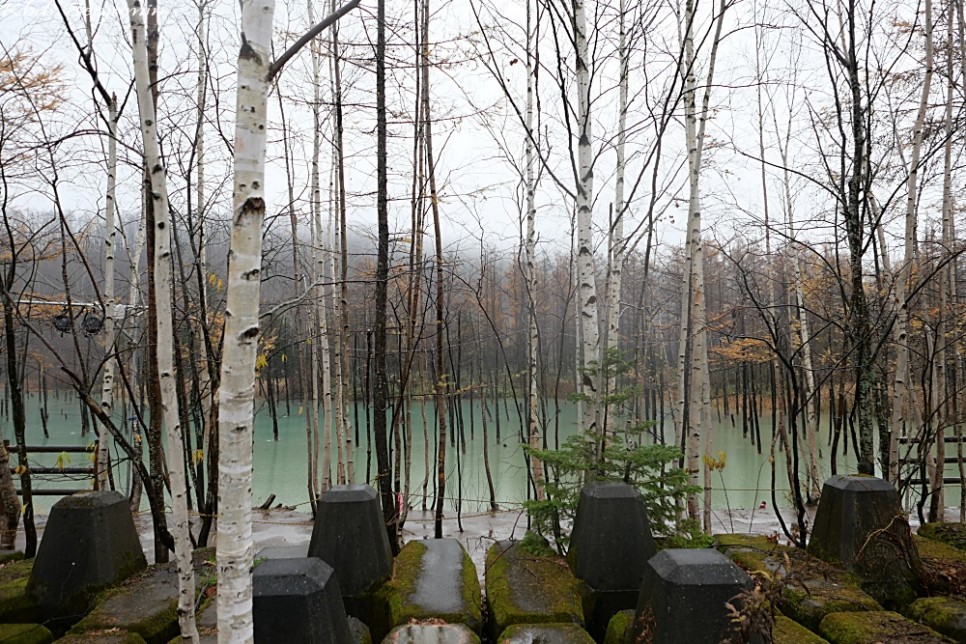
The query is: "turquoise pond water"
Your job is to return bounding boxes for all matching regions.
[3,392,882,514]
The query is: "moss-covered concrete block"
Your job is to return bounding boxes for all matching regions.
[383,623,481,643]
[715,533,792,575]
[907,596,966,642]
[918,523,966,551]
[773,615,828,643]
[387,540,482,634]
[808,476,922,611]
[70,565,181,644]
[485,541,586,641]
[497,623,594,642]
[0,623,53,644]
[602,609,634,644]
[915,535,966,564]
[56,630,148,643]
[781,577,881,632]
[819,611,952,644]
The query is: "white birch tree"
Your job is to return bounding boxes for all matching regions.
[125,1,198,638]
[888,0,933,488]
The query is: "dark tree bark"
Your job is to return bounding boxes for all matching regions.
[373,0,398,553]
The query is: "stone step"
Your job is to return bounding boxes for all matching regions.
[389,539,482,634]
[69,549,215,644]
[485,541,586,641]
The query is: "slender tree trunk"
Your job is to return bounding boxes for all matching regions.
[524,0,543,500]
[95,97,119,490]
[605,0,628,380]
[573,0,601,465]
[890,0,932,486]
[0,439,18,550]
[125,0,198,637]
[421,0,447,537]
[216,1,275,639]
[930,2,953,522]
[374,0,399,552]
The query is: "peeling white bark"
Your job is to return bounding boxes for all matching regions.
[573,0,601,456]
[96,96,118,491]
[125,1,198,639]
[524,0,543,499]
[216,1,275,641]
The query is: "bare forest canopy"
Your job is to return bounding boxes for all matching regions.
[1,0,966,636]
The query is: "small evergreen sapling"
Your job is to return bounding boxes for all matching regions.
[524,350,699,554]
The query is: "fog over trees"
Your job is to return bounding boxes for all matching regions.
[1,0,964,638]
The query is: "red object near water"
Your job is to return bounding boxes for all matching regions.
[759,501,767,509]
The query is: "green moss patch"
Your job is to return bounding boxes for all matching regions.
[907,596,966,642]
[0,623,53,644]
[603,609,634,644]
[773,615,828,643]
[715,533,796,577]
[485,541,586,640]
[0,550,23,565]
[781,577,881,632]
[386,541,483,634]
[0,558,32,585]
[70,564,185,644]
[915,536,966,564]
[0,576,40,623]
[918,523,966,551]
[819,611,951,644]
[498,623,595,642]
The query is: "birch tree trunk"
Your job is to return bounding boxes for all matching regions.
[890,0,933,485]
[125,1,198,638]
[306,0,323,509]
[776,115,821,502]
[96,96,118,490]
[192,1,215,538]
[604,0,627,427]
[327,163,347,485]
[524,0,543,500]
[930,1,952,522]
[328,6,353,482]
[125,192,147,512]
[315,185,334,490]
[216,0,275,640]
[677,0,726,529]
[573,0,601,463]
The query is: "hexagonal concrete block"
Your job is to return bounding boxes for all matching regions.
[307,485,392,597]
[567,481,655,638]
[27,491,146,615]
[808,475,922,609]
[253,557,353,643]
[629,549,752,644]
